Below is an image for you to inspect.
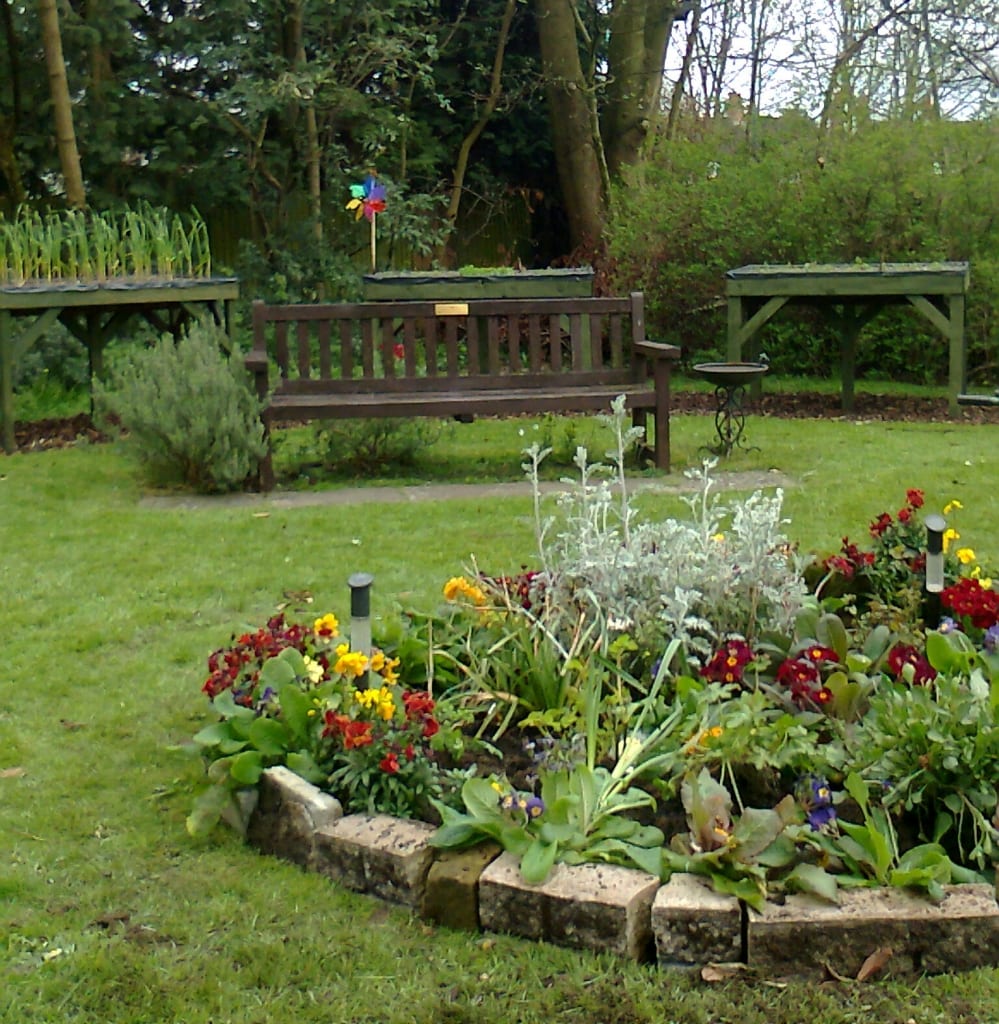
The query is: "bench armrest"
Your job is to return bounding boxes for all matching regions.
[634,340,681,361]
[245,351,269,372]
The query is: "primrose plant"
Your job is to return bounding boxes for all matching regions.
[430,640,689,883]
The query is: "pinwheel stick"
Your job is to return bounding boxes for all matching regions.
[370,214,377,271]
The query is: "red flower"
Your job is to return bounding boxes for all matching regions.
[897,507,912,523]
[421,717,440,739]
[885,643,936,685]
[404,744,415,761]
[403,691,435,718]
[869,513,893,538]
[322,710,351,739]
[906,489,925,509]
[803,645,839,664]
[393,342,405,360]
[701,640,754,683]
[342,721,374,749]
[941,577,999,630]
[379,752,400,774]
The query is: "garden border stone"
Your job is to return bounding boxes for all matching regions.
[245,767,999,976]
[479,852,660,961]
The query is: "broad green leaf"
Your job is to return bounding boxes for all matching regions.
[731,807,786,860]
[462,777,505,821]
[285,751,325,784]
[186,785,231,837]
[784,863,840,904]
[429,822,487,850]
[260,647,306,686]
[211,689,255,720]
[710,872,767,912]
[278,682,314,744]
[520,840,558,885]
[229,749,264,786]
[817,612,848,662]
[247,716,291,757]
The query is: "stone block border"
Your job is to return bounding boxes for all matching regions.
[246,768,999,977]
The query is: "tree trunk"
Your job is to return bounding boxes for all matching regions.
[535,0,605,250]
[38,0,86,208]
[603,0,692,177]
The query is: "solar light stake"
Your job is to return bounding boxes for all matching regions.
[924,514,946,627]
[348,572,374,683]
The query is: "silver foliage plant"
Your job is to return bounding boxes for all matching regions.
[523,396,807,662]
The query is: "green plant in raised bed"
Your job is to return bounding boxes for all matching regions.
[0,202,212,286]
[430,641,689,883]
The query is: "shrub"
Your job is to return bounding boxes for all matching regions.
[312,417,442,472]
[94,319,266,492]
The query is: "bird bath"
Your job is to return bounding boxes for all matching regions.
[692,361,770,455]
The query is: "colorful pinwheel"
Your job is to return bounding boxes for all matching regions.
[347,174,386,223]
[347,173,386,270]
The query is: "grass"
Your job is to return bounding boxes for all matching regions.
[2,400,998,1023]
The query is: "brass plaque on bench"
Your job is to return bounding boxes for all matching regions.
[434,302,469,316]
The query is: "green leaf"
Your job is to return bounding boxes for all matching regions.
[784,862,840,904]
[731,807,787,861]
[247,716,291,757]
[462,777,504,821]
[278,683,315,745]
[229,749,264,786]
[211,689,255,720]
[429,822,487,850]
[710,872,767,912]
[260,647,306,686]
[186,785,232,837]
[285,751,325,784]
[817,612,848,662]
[520,840,558,885]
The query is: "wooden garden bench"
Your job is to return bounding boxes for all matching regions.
[247,293,680,490]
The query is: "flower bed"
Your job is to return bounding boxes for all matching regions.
[186,400,999,974]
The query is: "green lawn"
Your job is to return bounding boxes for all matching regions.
[2,408,998,1023]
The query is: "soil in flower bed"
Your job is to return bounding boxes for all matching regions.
[10,391,998,453]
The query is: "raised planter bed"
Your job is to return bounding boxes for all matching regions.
[245,767,999,977]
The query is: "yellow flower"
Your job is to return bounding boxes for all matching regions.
[335,649,369,677]
[942,528,960,553]
[443,575,487,606]
[313,612,340,639]
[955,547,976,565]
[711,533,725,543]
[378,657,400,685]
[943,499,963,515]
[354,685,396,720]
[369,650,385,673]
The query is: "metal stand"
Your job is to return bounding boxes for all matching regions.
[704,382,758,456]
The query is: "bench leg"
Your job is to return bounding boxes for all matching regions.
[256,411,276,491]
[651,361,672,472]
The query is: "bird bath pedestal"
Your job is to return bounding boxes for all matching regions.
[692,361,769,456]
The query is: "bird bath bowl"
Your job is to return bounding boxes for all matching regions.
[691,362,769,455]
[692,361,770,387]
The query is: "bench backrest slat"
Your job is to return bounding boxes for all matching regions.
[250,294,648,389]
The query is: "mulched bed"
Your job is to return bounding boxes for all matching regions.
[8,392,999,454]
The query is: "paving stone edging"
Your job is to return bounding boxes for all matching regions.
[247,767,999,978]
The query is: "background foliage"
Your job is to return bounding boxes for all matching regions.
[607,117,999,384]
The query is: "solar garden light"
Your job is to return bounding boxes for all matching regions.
[348,572,374,682]
[924,513,947,627]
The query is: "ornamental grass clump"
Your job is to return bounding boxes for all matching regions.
[95,318,267,493]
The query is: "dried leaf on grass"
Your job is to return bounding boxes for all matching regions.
[701,962,751,982]
[856,946,894,981]
[0,766,27,778]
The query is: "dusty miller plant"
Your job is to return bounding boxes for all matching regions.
[524,396,807,663]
